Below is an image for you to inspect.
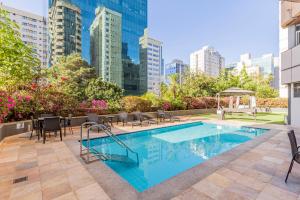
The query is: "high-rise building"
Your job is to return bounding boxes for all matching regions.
[139,29,163,95]
[226,53,279,89]
[90,7,122,87]
[190,46,225,77]
[164,59,189,85]
[0,4,48,68]
[48,0,82,65]
[280,0,300,127]
[49,0,148,95]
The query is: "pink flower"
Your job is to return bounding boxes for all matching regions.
[162,102,171,111]
[91,100,108,110]
[25,96,31,102]
[18,95,23,101]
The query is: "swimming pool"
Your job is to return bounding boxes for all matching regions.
[82,122,268,192]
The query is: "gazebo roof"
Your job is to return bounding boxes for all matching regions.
[219,87,255,96]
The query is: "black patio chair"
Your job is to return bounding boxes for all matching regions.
[285,130,300,183]
[29,116,39,140]
[117,112,128,126]
[42,117,62,144]
[66,114,74,135]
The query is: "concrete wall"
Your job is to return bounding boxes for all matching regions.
[291,83,300,128]
[0,120,31,142]
[0,109,216,142]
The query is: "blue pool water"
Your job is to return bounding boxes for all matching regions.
[82,122,268,192]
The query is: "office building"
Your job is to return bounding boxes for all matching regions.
[49,0,148,95]
[139,29,163,95]
[280,0,300,127]
[227,53,279,89]
[1,4,48,68]
[48,0,82,65]
[90,7,122,87]
[164,59,189,85]
[190,46,225,77]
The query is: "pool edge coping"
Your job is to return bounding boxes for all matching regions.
[64,123,282,200]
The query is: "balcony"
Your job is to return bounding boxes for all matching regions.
[281,44,300,84]
[281,0,300,28]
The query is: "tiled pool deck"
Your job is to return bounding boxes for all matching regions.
[0,116,300,200]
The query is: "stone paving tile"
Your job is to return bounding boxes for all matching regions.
[75,183,110,200]
[0,117,299,200]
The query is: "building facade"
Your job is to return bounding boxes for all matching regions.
[280,0,300,128]
[48,0,82,66]
[90,7,122,87]
[49,0,148,95]
[190,46,225,77]
[226,53,279,89]
[139,29,163,95]
[164,59,189,85]
[1,4,48,68]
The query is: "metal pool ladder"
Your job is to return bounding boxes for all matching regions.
[80,122,139,165]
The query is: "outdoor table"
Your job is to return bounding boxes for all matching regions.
[37,117,67,142]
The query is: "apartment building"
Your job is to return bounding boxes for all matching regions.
[280,0,300,127]
[190,46,225,77]
[1,4,48,68]
[139,29,163,95]
[90,7,122,87]
[164,59,189,85]
[49,0,82,66]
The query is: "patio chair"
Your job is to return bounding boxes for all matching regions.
[285,130,300,183]
[42,117,62,144]
[66,114,74,134]
[29,116,39,140]
[117,112,128,126]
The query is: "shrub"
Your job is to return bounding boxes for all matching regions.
[257,98,288,108]
[121,96,152,112]
[162,101,171,111]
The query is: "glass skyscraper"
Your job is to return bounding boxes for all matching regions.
[49,0,148,95]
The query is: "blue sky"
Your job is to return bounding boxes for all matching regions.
[1,0,279,64]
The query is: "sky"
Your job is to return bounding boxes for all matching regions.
[1,0,279,65]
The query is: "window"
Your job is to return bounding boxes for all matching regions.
[294,83,300,98]
[296,24,300,46]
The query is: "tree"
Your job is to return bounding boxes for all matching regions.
[85,78,124,102]
[0,9,40,90]
[47,54,96,101]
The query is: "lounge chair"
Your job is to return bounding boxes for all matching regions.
[86,113,111,131]
[117,112,128,126]
[285,130,300,182]
[130,112,146,127]
[157,110,180,122]
[142,113,158,125]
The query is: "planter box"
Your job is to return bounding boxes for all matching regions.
[0,108,216,142]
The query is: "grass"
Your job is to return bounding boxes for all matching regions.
[193,112,286,125]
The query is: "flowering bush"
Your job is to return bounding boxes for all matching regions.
[0,90,34,122]
[91,100,108,110]
[162,101,171,111]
